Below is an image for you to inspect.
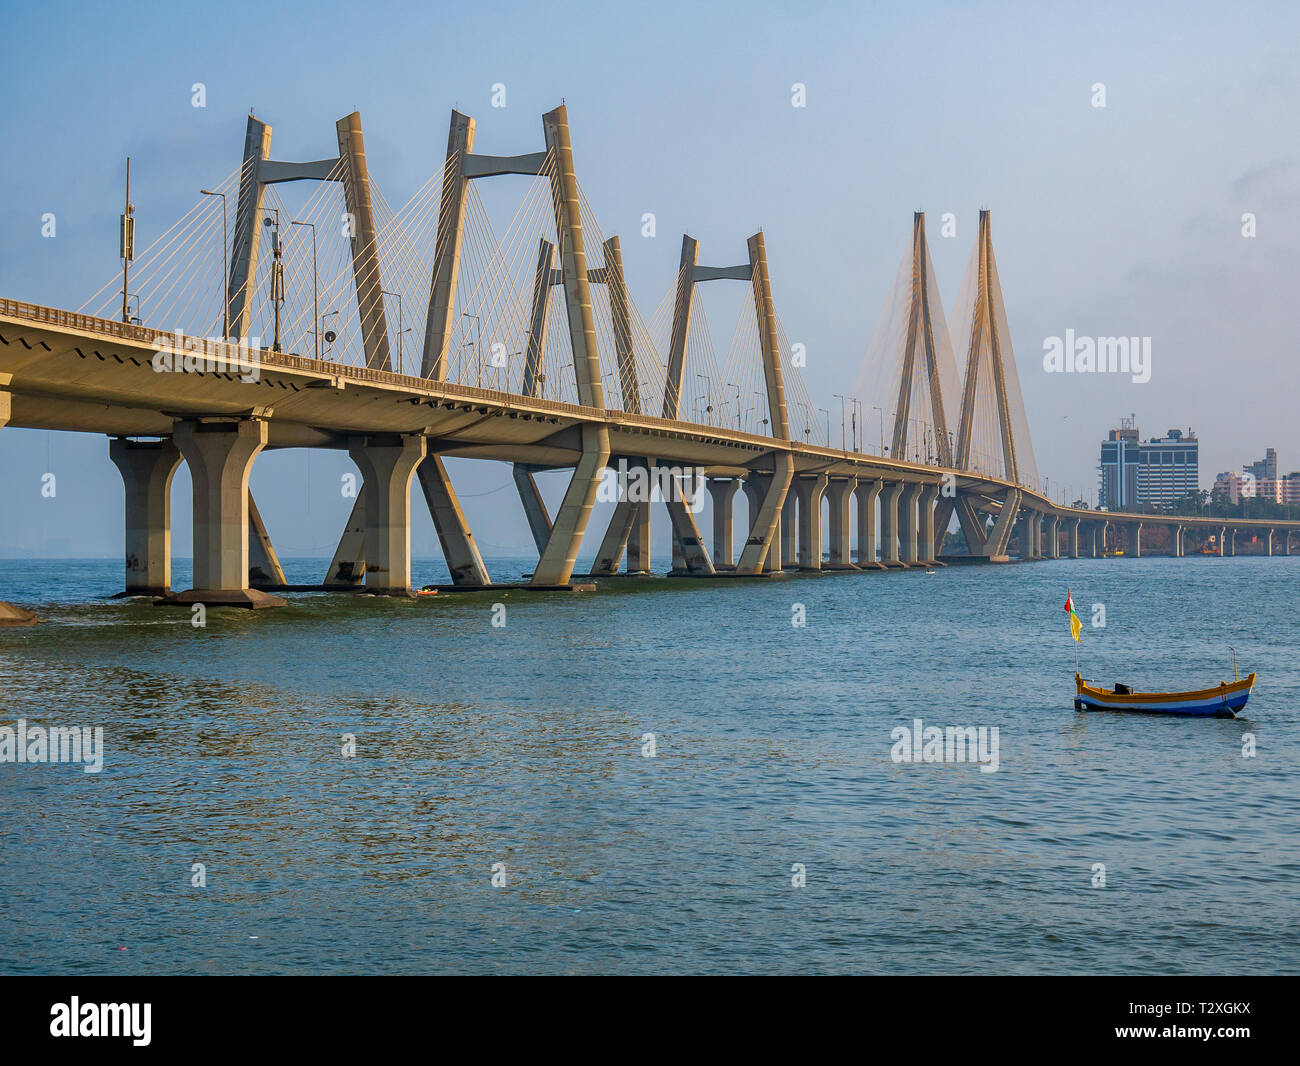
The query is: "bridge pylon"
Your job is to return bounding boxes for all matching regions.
[890,213,954,466]
[227,112,391,369]
[939,209,1040,558]
[411,104,609,586]
[589,229,794,577]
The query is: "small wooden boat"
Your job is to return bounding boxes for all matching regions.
[1074,672,1255,717]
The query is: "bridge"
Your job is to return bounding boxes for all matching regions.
[1,103,1295,615]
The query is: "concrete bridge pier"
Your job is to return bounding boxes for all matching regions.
[854,479,884,569]
[531,425,610,586]
[737,457,793,575]
[247,493,287,587]
[324,488,367,587]
[1267,529,1275,557]
[879,481,906,567]
[605,457,652,575]
[898,483,922,565]
[1016,511,1034,559]
[1032,511,1045,559]
[742,478,768,572]
[824,478,859,570]
[513,463,554,557]
[346,433,426,596]
[1046,515,1060,559]
[665,486,714,577]
[591,494,638,576]
[917,483,941,566]
[1068,518,1080,558]
[1131,522,1143,559]
[780,494,798,569]
[625,498,651,574]
[706,477,741,570]
[0,383,37,625]
[794,474,828,571]
[109,437,181,596]
[417,455,490,585]
[1169,524,1184,558]
[171,418,284,607]
[1227,528,1236,556]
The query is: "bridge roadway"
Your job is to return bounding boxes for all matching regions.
[1,297,1296,612]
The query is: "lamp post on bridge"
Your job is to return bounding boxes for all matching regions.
[833,393,847,454]
[819,408,830,448]
[696,373,713,425]
[796,400,813,444]
[382,290,409,374]
[316,308,339,359]
[262,209,283,352]
[462,312,482,387]
[120,157,134,325]
[200,188,228,340]
[872,405,884,456]
[290,219,317,360]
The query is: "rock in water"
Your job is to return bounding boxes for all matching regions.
[0,601,39,626]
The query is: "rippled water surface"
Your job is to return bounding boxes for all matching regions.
[1,554,1297,974]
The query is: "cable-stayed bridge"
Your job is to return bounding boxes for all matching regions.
[1,103,1295,613]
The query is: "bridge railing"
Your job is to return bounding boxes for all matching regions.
[0,297,613,422]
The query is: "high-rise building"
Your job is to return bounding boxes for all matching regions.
[1099,420,1139,509]
[1245,448,1278,483]
[1099,418,1199,509]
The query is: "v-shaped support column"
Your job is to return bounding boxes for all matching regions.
[984,489,1021,559]
[417,456,490,585]
[531,425,610,586]
[736,454,794,575]
[325,487,367,587]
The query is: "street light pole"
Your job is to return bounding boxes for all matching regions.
[201,188,228,339]
[120,157,134,324]
[462,312,481,387]
[262,208,283,352]
[383,289,404,373]
[290,219,317,359]
[833,393,847,453]
[696,373,712,425]
[872,404,884,455]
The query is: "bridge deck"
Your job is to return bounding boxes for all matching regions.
[2,298,1297,534]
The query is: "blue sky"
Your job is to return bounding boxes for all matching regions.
[2,0,1297,556]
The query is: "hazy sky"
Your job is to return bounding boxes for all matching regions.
[2,0,1297,559]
